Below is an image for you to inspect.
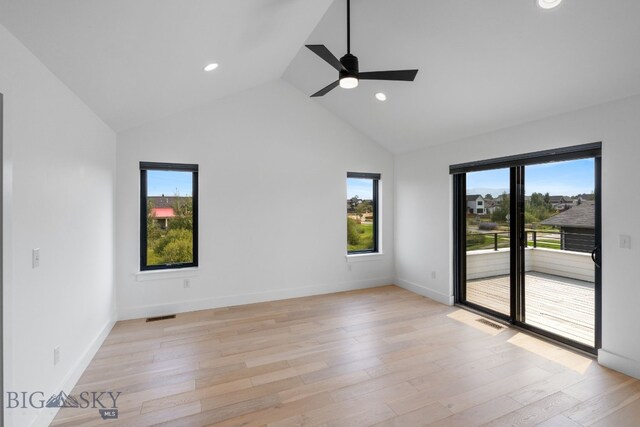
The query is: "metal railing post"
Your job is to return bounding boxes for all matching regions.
[494,233,498,251]
[533,231,537,248]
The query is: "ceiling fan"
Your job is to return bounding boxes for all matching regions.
[305,0,418,97]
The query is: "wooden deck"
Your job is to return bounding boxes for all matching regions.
[50,286,638,426]
[467,272,595,346]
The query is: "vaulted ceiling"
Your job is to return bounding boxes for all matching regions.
[284,0,640,152]
[0,0,334,131]
[2,0,640,153]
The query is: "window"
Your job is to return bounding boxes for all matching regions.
[346,172,380,254]
[140,162,198,270]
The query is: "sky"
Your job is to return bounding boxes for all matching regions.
[347,177,373,199]
[149,159,591,200]
[467,158,595,197]
[150,172,371,199]
[147,170,192,196]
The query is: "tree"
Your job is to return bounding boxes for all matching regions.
[525,192,555,224]
[169,197,193,231]
[530,192,544,207]
[355,200,372,216]
[348,196,361,213]
[484,194,493,200]
[491,192,510,222]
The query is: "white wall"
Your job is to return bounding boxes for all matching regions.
[0,24,117,427]
[395,95,640,379]
[116,79,394,320]
[466,248,594,282]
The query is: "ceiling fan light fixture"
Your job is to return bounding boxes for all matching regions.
[339,76,359,89]
[537,0,562,9]
[203,63,219,72]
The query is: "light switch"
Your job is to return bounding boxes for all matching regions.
[619,235,631,249]
[32,248,40,268]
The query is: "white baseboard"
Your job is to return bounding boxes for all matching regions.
[598,349,640,380]
[31,319,116,427]
[118,277,394,320]
[395,278,454,306]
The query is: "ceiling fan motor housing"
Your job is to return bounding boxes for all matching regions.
[340,53,359,78]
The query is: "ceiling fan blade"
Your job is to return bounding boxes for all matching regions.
[306,45,346,72]
[358,69,419,81]
[311,80,340,97]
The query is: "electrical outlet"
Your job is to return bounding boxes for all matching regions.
[32,248,40,268]
[620,235,631,249]
[183,279,190,289]
[53,347,60,366]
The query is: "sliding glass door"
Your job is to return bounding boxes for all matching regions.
[523,160,596,347]
[452,144,601,353]
[464,168,511,318]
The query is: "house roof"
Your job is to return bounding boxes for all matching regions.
[151,207,175,219]
[148,196,190,209]
[549,195,574,203]
[541,201,595,229]
[466,195,483,202]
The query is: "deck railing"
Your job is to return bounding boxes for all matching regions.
[466,229,595,253]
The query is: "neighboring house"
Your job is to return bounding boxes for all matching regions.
[466,194,485,214]
[541,201,595,253]
[484,199,499,215]
[150,207,175,229]
[148,196,189,229]
[549,195,575,211]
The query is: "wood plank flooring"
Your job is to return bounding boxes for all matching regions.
[466,272,595,346]
[51,286,638,426]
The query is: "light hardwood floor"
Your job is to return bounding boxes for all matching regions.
[51,286,639,426]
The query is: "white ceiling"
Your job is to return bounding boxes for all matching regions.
[0,0,333,131]
[2,1,640,152]
[284,0,640,153]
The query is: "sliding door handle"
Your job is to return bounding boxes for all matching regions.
[591,247,601,268]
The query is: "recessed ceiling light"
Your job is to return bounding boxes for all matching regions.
[537,0,562,9]
[375,92,387,101]
[204,63,219,72]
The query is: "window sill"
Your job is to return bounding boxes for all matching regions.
[346,253,384,263]
[135,267,199,282]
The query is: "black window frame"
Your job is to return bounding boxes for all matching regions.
[451,142,602,354]
[347,172,380,254]
[140,162,199,271]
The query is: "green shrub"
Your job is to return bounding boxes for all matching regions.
[152,228,193,264]
[524,211,539,225]
[347,217,360,245]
